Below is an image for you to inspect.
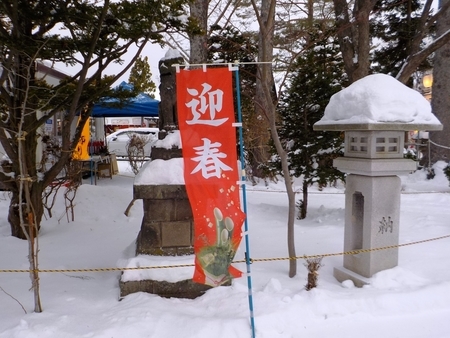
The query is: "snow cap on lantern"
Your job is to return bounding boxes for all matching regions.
[314,74,442,165]
[314,73,442,131]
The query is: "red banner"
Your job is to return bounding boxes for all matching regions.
[177,67,245,286]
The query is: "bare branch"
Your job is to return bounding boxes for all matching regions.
[397,29,450,83]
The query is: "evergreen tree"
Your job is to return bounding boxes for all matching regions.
[430,0,450,164]
[0,0,190,313]
[128,56,156,97]
[276,27,346,219]
[371,0,433,84]
[333,0,450,84]
[0,0,189,238]
[207,25,266,182]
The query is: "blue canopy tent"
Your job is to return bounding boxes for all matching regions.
[91,81,159,118]
[77,82,159,184]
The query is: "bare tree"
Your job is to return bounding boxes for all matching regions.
[123,134,150,216]
[250,0,298,278]
[126,135,150,175]
[16,63,42,312]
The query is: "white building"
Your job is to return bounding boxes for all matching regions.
[0,62,69,163]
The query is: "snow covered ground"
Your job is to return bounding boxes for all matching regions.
[0,160,449,338]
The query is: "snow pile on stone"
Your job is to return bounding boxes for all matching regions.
[134,130,184,185]
[134,158,184,185]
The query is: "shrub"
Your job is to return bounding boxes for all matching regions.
[444,164,450,186]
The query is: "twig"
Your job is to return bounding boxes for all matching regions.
[304,256,323,290]
[124,198,136,216]
[0,285,27,314]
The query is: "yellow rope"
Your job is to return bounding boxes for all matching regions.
[1,234,449,274]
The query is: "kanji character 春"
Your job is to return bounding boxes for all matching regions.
[191,138,232,179]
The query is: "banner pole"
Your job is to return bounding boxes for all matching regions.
[234,66,256,338]
[89,114,94,185]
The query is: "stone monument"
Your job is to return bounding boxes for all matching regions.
[314,74,442,287]
[119,50,212,299]
[133,50,188,257]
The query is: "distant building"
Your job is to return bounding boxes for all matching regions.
[0,62,69,163]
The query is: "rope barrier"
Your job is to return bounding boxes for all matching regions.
[429,139,450,150]
[1,234,449,274]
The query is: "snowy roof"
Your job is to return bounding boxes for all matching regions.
[314,74,443,131]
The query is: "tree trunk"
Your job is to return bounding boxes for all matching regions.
[333,0,376,83]
[300,181,308,220]
[253,0,276,178]
[253,0,297,277]
[8,186,44,239]
[8,192,44,239]
[189,0,208,64]
[8,191,26,239]
[247,117,272,179]
[430,0,450,164]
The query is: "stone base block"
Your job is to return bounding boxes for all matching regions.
[334,266,371,288]
[119,277,214,299]
[151,146,183,161]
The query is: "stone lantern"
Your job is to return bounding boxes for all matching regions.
[314,74,442,287]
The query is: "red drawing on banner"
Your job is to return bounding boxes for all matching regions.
[191,138,232,179]
[185,83,229,126]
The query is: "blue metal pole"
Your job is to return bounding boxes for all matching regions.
[234,66,256,338]
[89,116,94,185]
